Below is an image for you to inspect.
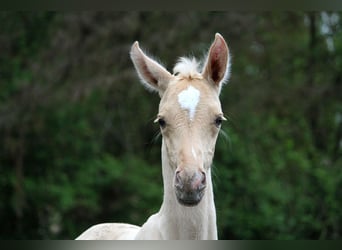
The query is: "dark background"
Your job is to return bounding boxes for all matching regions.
[0,12,341,239]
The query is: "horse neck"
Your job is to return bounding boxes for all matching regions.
[158,140,218,240]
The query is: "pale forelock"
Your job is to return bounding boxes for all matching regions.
[172,57,203,79]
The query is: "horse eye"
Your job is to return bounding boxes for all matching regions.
[214,117,223,127]
[158,118,166,128]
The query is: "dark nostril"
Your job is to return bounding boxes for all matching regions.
[175,170,181,178]
[175,170,182,187]
[201,171,206,185]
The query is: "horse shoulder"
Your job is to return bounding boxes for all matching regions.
[134,214,163,240]
[75,223,140,240]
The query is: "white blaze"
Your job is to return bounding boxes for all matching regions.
[177,85,200,121]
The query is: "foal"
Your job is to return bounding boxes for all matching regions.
[76,33,230,240]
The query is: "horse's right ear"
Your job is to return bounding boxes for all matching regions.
[202,33,230,94]
[130,42,172,96]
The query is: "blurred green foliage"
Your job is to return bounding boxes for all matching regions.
[0,12,341,239]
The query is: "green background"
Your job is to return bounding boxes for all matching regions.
[0,12,341,239]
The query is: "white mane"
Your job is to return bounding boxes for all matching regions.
[173,54,231,85]
[173,57,202,79]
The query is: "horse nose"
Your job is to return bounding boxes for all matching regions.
[175,169,206,206]
[192,171,206,191]
[175,170,206,190]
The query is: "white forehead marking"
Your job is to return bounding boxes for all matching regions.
[177,85,201,121]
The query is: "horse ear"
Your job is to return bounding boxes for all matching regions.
[202,33,230,93]
[130,42,172,96]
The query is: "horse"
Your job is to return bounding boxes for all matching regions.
[76,33,230,240]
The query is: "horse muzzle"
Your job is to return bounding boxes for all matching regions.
[174,170,206,206]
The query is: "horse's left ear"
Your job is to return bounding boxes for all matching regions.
[130,41,172,97]
[202,33,230,93]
